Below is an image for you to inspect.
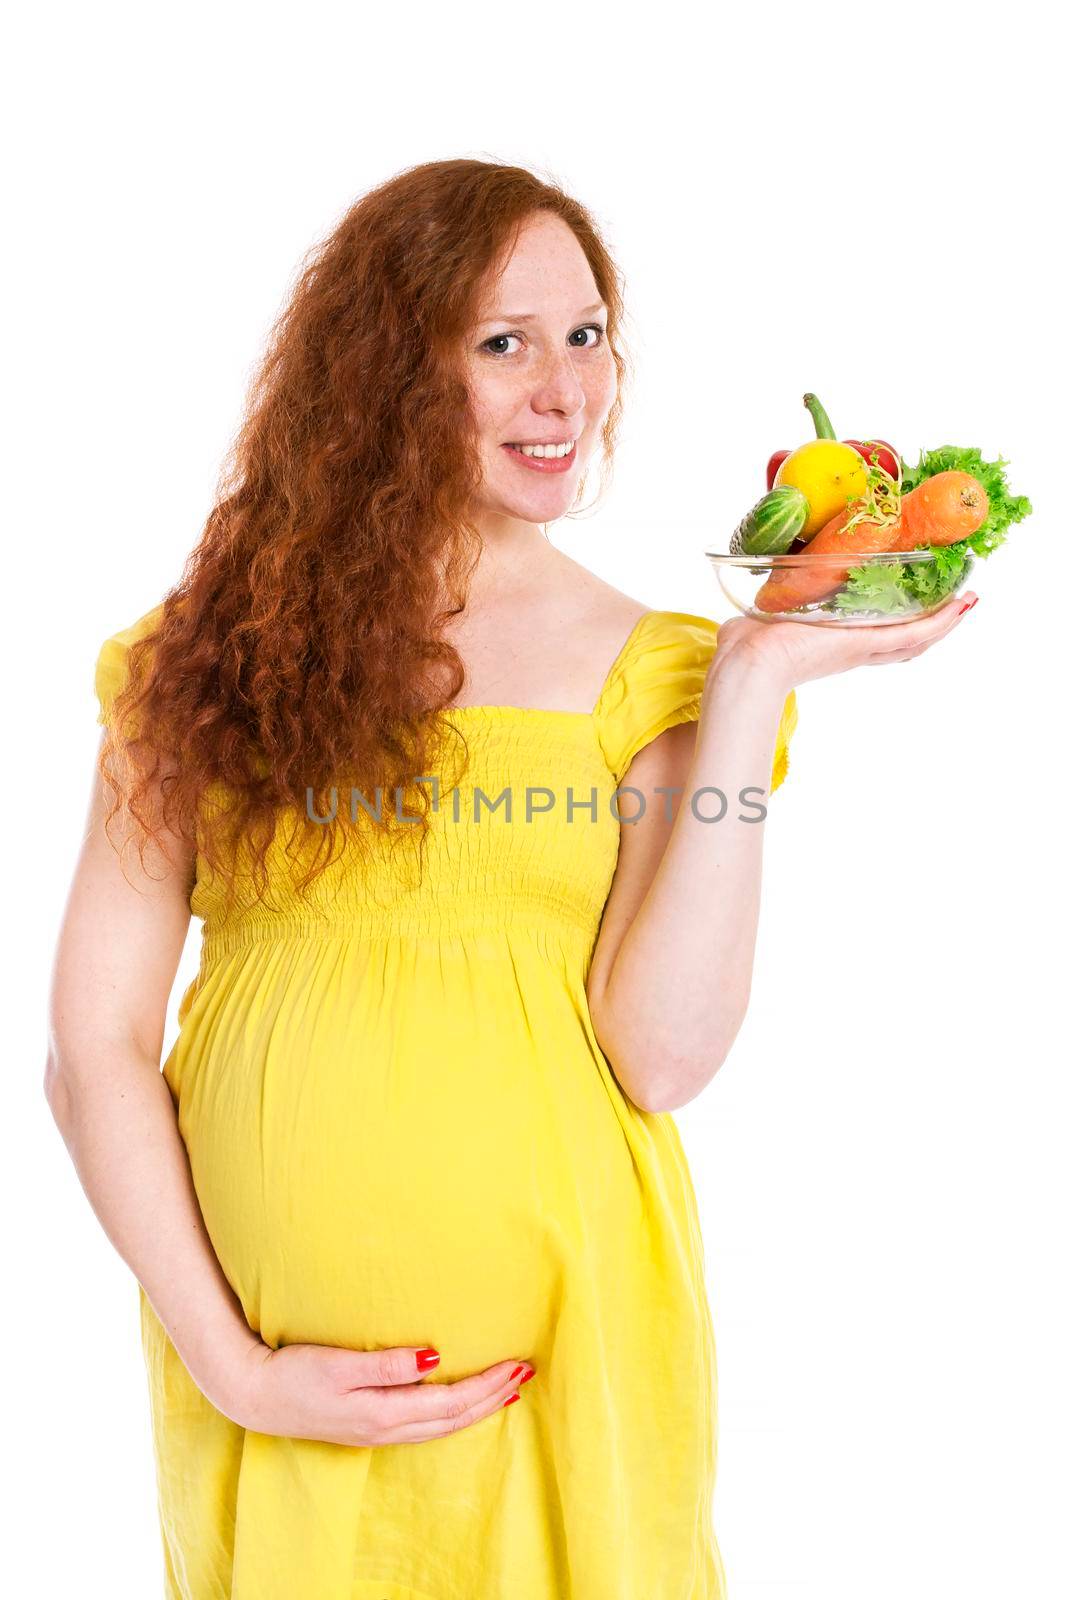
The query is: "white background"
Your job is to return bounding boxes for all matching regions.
[8,2,1063,1596]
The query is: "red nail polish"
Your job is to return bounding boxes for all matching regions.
[508,1365,525,1381]
[967,596,979,612]
[504,1393,521,1407]
[519,1367,536,1384]
[416,1347,440,1371]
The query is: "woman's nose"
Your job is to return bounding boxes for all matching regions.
[528,363,584,415]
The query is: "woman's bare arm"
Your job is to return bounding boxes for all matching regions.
[45,733,540,1446]
[44,734,262,1417]
[587,654,788,1112]
[588,592,977,1112]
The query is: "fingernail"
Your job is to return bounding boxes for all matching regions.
[508,1365,526,1381]
[504,1392,521,1407]
[519,1366,536,1384]
[416,1347,440,1371]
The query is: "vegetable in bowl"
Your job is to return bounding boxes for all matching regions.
[829,446,1032,616]
[712,394,1033,625]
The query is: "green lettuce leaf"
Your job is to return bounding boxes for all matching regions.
[831,560,912,615]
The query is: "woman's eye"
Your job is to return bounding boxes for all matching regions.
[482,333,522,357]
[481,322,607,358]
[570,321,606,350]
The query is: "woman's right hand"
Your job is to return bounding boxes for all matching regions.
[224,1339,536,1447]
[711,588,980,692]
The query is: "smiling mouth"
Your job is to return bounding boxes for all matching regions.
[502,439,577,455]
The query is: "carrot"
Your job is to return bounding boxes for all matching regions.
[754,504,902,613]
[754,469,991,613]
[891,470,989,550]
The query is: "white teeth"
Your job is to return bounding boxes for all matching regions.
[509,439,575,459]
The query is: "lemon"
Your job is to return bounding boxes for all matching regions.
[773,440,868,536]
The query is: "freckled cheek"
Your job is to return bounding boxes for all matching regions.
[473,376,524,437]
[593,366,619,415]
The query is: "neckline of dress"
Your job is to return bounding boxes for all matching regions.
[435,607,662,722]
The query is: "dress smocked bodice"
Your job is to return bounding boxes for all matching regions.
[95,604,797,961]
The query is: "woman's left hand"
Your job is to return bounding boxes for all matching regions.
[710,589,980,692]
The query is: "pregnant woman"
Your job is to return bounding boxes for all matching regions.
[46,159,977,1599]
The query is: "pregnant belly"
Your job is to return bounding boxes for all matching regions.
[166,936,651,1377]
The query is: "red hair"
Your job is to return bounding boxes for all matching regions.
[99,158,633,915]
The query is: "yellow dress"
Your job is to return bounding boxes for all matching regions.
[94,604,798,1600]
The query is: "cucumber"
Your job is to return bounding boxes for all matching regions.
[729,485,809,557]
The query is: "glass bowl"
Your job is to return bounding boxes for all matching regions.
[704,546,975,626]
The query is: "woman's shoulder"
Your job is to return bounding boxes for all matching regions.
[554,549,715,618]
[595,604,720,694]
[587,593,721,784]
[597,600,718,682]
[549,556,713,657]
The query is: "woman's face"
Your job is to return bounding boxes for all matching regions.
[463,212,617,535]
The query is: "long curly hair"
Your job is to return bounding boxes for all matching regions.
[99,157,633,916]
